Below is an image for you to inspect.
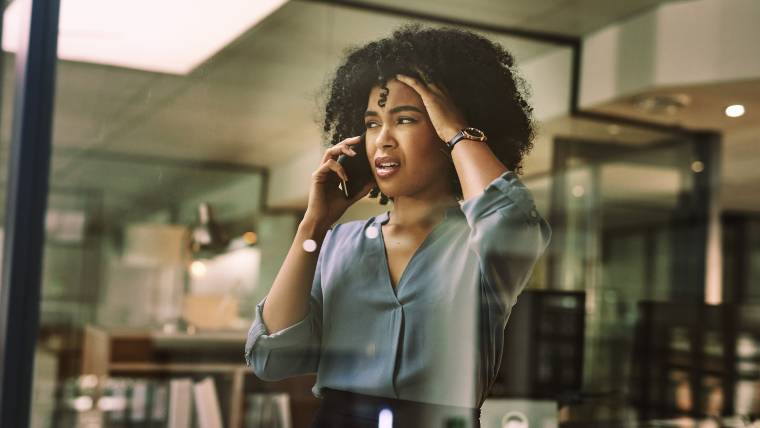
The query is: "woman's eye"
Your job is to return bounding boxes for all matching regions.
[364,118,414,128]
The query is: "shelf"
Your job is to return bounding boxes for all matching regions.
[110,362,251,374]
[82,323,320,428]
[104,327,249,349]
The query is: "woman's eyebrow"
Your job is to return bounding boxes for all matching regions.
[364,105,424,117]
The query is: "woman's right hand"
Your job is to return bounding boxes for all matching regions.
[303,135,375,229]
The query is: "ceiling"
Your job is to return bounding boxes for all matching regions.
[2,0,759,225]
[343,0,678,37]
[585,78,760,212]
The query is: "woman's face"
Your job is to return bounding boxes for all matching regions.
[364,78,454,201]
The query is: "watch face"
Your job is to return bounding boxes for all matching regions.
[463,127,486,141]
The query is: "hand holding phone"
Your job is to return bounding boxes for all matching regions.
[337,132,374,199]
[303,134,375,229]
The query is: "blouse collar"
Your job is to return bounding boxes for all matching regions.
[376,203,463,226]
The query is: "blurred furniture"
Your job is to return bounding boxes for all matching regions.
[82,324,320,428]
[488,289,586,400]
[631,301,760,421]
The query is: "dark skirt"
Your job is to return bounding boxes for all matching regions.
[309,387,481,428]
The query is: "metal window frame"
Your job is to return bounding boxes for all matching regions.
[0,0,61,426]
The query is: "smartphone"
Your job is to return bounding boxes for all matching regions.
[337,132,374,199]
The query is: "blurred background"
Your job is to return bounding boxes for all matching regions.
[1,0,759,427]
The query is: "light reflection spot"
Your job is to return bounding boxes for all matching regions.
[378,408,393,428]
[365,226,379,239]
[303,239,317,252]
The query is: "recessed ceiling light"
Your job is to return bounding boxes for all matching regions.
[2,0,288,75]
[725,104,745,118]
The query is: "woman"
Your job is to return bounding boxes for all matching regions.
[245,24,551,427]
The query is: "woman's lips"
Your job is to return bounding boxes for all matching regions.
[376,163,400,178]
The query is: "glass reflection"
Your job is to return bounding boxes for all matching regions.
[0,0,756,427]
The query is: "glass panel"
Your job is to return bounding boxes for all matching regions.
[12,0,756,427]
[537,127,720,424]
[18,1,569,427]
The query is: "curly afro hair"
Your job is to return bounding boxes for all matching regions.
[319,23,537,204]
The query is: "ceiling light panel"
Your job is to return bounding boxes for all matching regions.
[2,0,288,75]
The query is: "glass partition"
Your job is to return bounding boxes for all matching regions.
[4,1,758,427]
[6,1,571,426]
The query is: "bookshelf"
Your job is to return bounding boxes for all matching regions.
[82,324,320,428]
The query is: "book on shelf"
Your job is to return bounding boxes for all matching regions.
[150,382,170,427]
[169,378,194,428]
[104,378,130,426]
[57,374,241,428]
[130,379,150,424]
[245,392,292,428]
[273,393,292,428]
[193,377,224,428]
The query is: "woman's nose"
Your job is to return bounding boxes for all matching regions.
[374,126,397,149]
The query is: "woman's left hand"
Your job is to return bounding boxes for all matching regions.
[395,72,468,144]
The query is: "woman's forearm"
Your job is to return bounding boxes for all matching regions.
[261,219,330,334]
[391,72,509,202]
[450,139,508,202]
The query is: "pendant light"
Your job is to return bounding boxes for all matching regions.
[190,202,230,255]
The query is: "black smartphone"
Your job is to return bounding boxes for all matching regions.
[337,132,374,199]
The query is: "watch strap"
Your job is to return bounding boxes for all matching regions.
[445,130,467,151]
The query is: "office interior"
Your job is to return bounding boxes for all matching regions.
[1,0,760,427]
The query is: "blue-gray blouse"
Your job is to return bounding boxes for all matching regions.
[244,170,551,408]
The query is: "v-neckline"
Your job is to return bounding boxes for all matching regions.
[376,208,457,298]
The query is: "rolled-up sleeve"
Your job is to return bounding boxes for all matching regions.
[460,170,551,315]
[244,228,331,381]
